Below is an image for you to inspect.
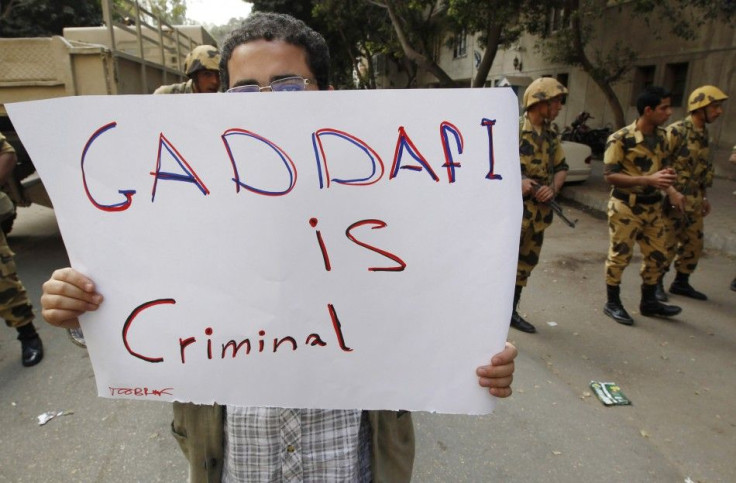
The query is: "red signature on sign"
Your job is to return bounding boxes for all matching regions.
[108,386,173,397]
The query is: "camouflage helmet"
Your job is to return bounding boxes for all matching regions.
[687,85,728,112]
[523,77,568,110]
[184,45,220,77]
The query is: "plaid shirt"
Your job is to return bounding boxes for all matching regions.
[223,407,371,482]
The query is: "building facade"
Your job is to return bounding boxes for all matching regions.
[375,5,736,150]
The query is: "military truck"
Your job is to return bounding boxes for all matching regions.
[0,0,215,232]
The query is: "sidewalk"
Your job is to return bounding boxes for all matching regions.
[560,150,736,258]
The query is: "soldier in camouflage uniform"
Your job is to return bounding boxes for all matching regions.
[603,86,682,326]
[512,77,569,333]
[657,85,728,302]
[0,132,43,366]
[153,45,221,94]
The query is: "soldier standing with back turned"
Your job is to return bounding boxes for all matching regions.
[512,78,569,333]
[656,85,728,302]
[603,86,682,326]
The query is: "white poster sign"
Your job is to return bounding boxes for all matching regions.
[9,88,521,414]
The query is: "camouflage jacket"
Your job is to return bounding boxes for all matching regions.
[603,120,670,196]
[519,117,568,186]
[153,79,194,95]
[518,117,567,231]
[666,115,713,194]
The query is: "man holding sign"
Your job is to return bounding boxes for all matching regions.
[40,12,517,483]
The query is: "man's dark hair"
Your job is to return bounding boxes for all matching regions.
[219,12,330,91]
[636,86,671,115]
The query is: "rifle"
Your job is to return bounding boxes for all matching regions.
[531,183,577,228]
[548,198,577,228]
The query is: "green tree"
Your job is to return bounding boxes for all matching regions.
[207,17,249,46]
[0,1,189,38]
[312,0,397,89]
[249,0,313,23]
[373,0,455,87]
[249,0,365,88]
[113,0,187,26]
[529,0,736,128]
[446,0,527,87]
[369,0,534,88]
[0,0,102,37]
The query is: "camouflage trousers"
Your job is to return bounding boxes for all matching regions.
[605,198,668,286]
[0,232,34,329]
[515,214,548,288]
[663,200,705,275]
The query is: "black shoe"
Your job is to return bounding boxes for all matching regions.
[655,281,668,302]
[21,336,43,367]
[603,302,634,326]
[510,311,536,333]
[640,300,682,318]
[731,278,736,292]
[669,281,707,300]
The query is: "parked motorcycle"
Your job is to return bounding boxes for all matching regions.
[561,111,611,157]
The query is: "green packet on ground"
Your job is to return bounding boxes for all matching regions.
[590,381,632,406]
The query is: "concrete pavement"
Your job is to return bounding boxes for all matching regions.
[560,146,736,257]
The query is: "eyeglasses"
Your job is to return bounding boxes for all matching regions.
[227,76,313,93]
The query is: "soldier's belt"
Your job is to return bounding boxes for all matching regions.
[611,189,662,205]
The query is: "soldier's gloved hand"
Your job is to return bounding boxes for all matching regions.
[41,268,103,329]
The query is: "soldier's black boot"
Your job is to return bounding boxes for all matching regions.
[669,271,707,300]
[16,323,43,367]
[731,277,736,292]
[603,284,634,326]
[510,285,536,333]
[655,275,668,302]
[640,284,682,317]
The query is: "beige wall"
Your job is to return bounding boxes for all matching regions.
[380,6,736,149]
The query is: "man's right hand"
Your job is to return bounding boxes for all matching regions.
[41,268,103,329]
[648,168,677,190]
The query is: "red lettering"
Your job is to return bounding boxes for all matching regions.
[179,337,196,363]
[122,298,176,363]
[327,304,353,352]
[345,219,406,272]
[81,122,137,211]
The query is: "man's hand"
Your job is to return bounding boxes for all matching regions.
[534,185,555,203]
[521,178,536,197]
[41,268,103,329]
[667,189,685,213]
[702,198,711,217]
[647,168,677,190]
[476,342,517,398]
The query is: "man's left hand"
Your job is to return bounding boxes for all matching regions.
[477,342,517,398]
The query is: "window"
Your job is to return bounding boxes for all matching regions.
[548,8,569,34]
[453,30,467,58]
[631,65,655,105]
[664,62,688,107]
